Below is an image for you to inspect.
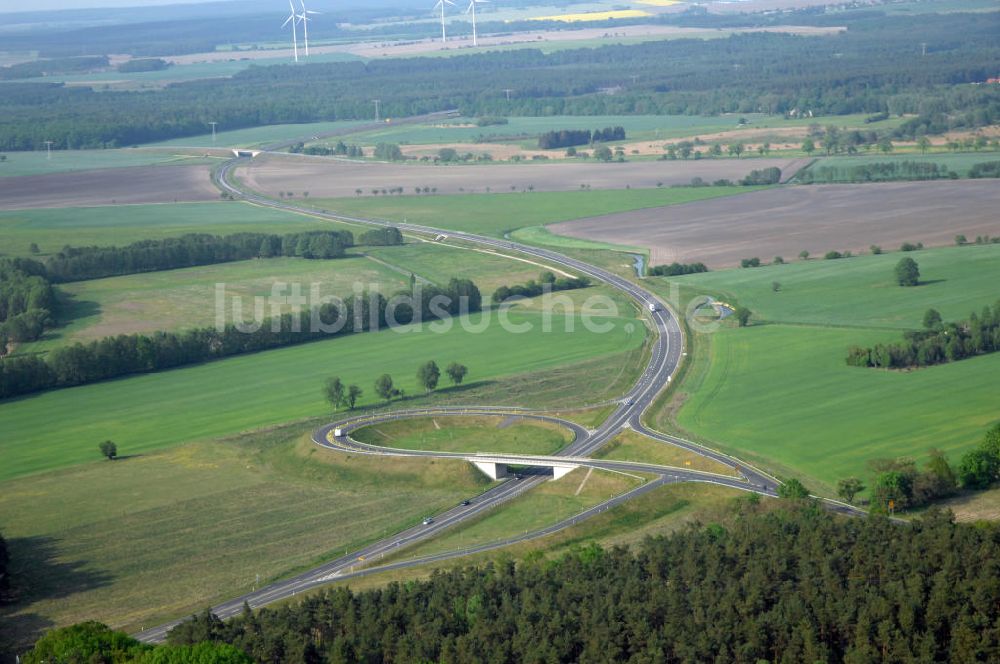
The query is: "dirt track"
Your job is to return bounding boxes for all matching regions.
[240,155,811,197]
[549,181,1000,268]
[0,165,219,210]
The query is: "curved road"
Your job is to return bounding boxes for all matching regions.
[134,135,858,643]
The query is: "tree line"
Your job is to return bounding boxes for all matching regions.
[158,505,1000,663]
[800,160,960,184]
[492,271,591,303]
[39,230,355,283]
[537,127,626,150]
[0,278,481,400]
[648,262,708,277]
[836,422,1000,512]
[846,302,1000,369]
[3,12,997,150]
[324,361,469,410]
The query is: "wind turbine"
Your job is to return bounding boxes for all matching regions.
[466,0,488,47]
[297,0,321,58]
[282,0,299,63]
[433,0,455,44]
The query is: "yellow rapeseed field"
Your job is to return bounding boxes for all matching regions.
[528,9,653,23]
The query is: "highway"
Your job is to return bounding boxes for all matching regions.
[134,134,859,643]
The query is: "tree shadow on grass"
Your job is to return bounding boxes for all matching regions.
[918,279,947,286]
[0,536,113,653]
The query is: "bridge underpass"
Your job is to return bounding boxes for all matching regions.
[470,456,579,481]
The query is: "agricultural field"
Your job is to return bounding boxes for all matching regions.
[329,113,897,148]
[0,165,220,210]
[0,202,343,257]
[0,149,210,178]
[659,243,1000,493]
[146,120,371,150]
[305,186,758,239]
[240,153,798,198]
[551,179,1000,267]
[801,150,1000,179]
[0,424,489,644]
[351,416,574,455]
[0,307,644,482]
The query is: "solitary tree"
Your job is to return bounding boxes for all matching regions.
[735,306,752,327]
[446,362,468,386]
[918,136,931,154]
[837,477,865,504]
[417,361,440,393]
[99,440,118,460]
[801,138,815,155]
[324,377,345,410]
[346,384,363,409]
[799,250,810,261]
[895,257,920,287]
[772,281,781,293]
[374,374,395,402]
[28,243,40,254]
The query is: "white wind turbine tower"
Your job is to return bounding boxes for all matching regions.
[297,0,321,58]
[282,0,299,62]
[433,0,455,44]
[466,0,488,47]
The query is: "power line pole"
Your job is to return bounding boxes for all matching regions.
[503,88,513,101]
[44,141,53,160]
[373,99,382,122]
[921,42,927,56]
[208,121,218,143]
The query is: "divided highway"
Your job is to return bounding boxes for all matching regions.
[134,141,852,643]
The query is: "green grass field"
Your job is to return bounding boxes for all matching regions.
[146,120,371,149]
[0,149,212,177]
[312,186,755,239]
[0,308,644,482]
[19,256,410,354]
[333,113,900,146]
[664,244,1000,492]
[0,424,488,644]
[804,151,1000,179]
[0,202,353,257]
[352,416,573,455]
[596,429,736,476]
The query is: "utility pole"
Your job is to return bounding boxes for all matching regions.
[373,99,382,122]
[44,141,53,160]
[503,88,513,101]
[208,121,218,143]
[630,74,639,85]
[921,42,927,57]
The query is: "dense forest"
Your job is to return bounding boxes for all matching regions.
[0,278,481,400]
[846,302,1000,369]
[0,260,57,347]
[41,230,355,283]
[537,127,626,150]
[157,506,1000,663]
[2,12,998,150]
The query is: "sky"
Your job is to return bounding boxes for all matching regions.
[0,0,233,11]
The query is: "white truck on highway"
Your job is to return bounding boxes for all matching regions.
[648,302,658,312]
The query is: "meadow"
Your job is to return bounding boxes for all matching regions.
[0,424,489,643]
[332,112,900,147]
[311,186,753,239]
[0,149,211,177]
[0,202,348,257]
[351,416,573,455]
[21,256,411,354]
[146,120,371,149]
[0,308,644,482]
[660,243,1000,492]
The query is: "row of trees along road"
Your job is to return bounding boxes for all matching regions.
[324,361,469,411]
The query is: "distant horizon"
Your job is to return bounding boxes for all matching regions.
[0,0,377,14]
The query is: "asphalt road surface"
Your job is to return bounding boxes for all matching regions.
[134,138,862,643]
